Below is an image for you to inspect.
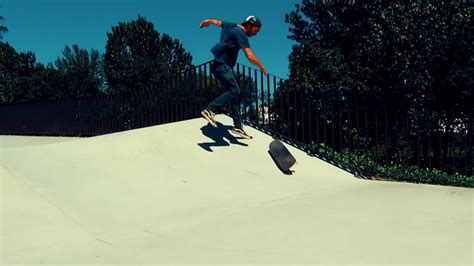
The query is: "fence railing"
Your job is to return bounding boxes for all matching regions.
[0,61,216,136]
[1,60,472,182]
[234,64,474,180]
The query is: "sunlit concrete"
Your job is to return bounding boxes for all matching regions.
[1,115,472,265]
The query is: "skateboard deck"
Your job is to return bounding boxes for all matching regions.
[269,139,297,172]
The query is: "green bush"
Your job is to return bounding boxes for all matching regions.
[310,143,473,188]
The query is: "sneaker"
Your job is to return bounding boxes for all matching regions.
[201,109,217,128]
[230,126,253,139]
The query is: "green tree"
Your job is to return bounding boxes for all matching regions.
[0,42,38,103]
[30,63,65,100]
[104,15,193,94]
[0,13,104,101]
[54,45,104,97]
[280,0,474,180]
[285,0,473,107]
[0,43,103,104]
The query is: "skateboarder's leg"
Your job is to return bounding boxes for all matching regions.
[209,63,250,137]
[207,63,241,117]
[208,89,237,113]
[230,95,243,128]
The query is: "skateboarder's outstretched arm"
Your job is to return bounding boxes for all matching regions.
[243,47,268,76]
[199,19,222,28]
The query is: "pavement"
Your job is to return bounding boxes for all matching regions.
[1,115,473,265]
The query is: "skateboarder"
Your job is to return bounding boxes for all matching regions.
[200,16,268,139]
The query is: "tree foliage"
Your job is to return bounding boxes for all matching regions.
[104,15,193,94]
[54,45,104,97]
[0,42,39,103]
[286,0,473,107]
[0,43,104,103]
[272,0,474,180]
[1,15,193,103]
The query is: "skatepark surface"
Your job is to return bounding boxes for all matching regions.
[1,115,473,265]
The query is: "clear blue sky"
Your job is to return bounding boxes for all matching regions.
[2,0,299,79]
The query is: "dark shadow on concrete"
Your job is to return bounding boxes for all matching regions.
[198,122,248,152]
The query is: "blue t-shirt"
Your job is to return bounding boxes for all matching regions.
[211,21,250,68]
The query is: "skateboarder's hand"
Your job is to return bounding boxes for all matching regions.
[261,66,269,76]
[199,20,211,28]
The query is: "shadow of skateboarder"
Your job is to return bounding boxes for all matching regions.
[198,122,249,152]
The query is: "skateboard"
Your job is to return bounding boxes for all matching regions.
[269,139,297,172]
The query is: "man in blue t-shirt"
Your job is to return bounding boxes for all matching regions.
[200,16,268,139]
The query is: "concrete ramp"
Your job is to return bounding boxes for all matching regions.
[1,115,472,265]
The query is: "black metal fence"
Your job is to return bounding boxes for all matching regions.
[234,64,474,182]
[1,60,472,183]
[0,61,217,136]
